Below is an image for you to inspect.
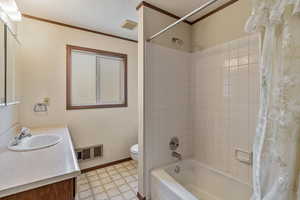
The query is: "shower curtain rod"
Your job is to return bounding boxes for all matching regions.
[147,0,219,41]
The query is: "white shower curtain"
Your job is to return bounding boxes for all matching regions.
[245,0,300,200]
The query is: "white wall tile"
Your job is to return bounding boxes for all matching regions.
[144,35,260,195]
[191,34,260,185]
[144,43,192,195]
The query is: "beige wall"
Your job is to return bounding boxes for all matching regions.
[192,0,252,51]
[17,17,138,169]
[144,7,192,52]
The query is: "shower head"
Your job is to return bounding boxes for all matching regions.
[172,37,184,46]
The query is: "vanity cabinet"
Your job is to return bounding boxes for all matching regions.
[0,178,76,200]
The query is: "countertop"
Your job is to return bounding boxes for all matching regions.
[0,126,81,198]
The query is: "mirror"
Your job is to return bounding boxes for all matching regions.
[6,26,19,105]
[0,21,4,106]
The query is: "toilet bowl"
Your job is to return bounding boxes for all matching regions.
[130,144,138,161]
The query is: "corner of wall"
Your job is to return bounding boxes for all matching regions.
[191,0,251,52]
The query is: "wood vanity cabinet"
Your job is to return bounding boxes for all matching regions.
[0,178,76,200]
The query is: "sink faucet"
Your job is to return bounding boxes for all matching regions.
[172,151,182,160]
[11,127,32,146]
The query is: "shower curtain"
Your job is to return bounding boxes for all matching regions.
[245,0,300,199]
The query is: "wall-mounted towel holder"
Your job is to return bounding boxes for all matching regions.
[33,97,50,112]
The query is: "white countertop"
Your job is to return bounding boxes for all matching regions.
[0,126,81,198]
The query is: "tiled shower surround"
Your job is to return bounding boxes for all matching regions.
[144,34,260,192]
[191,34,260,185]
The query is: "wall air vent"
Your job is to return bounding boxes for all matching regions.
[121,20,138,30]
[76,144,103,161]
[82,148,91,160]
[94,145,103,158]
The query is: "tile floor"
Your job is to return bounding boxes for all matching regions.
[76,160,138,200]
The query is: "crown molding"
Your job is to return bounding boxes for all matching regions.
[22,14,138,43]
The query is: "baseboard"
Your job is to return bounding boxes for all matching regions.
[81,157,132,173]
[137,192,146,200]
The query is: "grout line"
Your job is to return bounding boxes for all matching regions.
[78,160,138,200]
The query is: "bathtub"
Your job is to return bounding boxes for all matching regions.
[151,159,252,200]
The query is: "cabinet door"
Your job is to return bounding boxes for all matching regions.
[0,178,75,200]
[0,22,4,106]
[6,27,19,104]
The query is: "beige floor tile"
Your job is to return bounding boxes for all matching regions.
[77,178,88,185]
[108,170,118,175]
[97,168,106,174]
[124,176,135,183]
[99,172,109,178]
[114,164,123,169]
[93,185,105,194]
[120,171,130,177]
[122,161,131,166]
[107,188,120,198]
[118,184,130,193]
[106,166,115,171]
[90,180,102,187]
[122,190,136,200]
[114,179,126,186]
[126,165,135,170]
[128,181,138,189]
[86,171,97,176]
[76,160,138,200]
[77,174,86,180]
[79,189,92,199]
[111,174,122,181]
[103,182,116,190]
[88,175,99,182]
[78,183,90,192]
[94,192,109,200]
[101,177,112,184]
[110,195,124,200]
[117,167,127,172]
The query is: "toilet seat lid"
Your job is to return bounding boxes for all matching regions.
[131,144,138,154]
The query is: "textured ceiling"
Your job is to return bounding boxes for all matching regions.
[16,0,234,40]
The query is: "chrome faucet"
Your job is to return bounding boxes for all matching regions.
[172,151,182,160]
[170,137,182,160]
[11,127,32,146]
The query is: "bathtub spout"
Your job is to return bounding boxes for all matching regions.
[172,151,182,160]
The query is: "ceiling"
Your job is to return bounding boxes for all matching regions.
[139,0,233,22]
[15,0,233,41]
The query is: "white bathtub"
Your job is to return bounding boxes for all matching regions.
[151,159,252,200]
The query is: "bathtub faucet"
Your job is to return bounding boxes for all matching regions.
[172,151,182,160]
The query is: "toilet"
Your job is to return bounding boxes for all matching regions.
[130,144,138,161]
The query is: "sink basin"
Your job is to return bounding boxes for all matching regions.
[8,134,62,151]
